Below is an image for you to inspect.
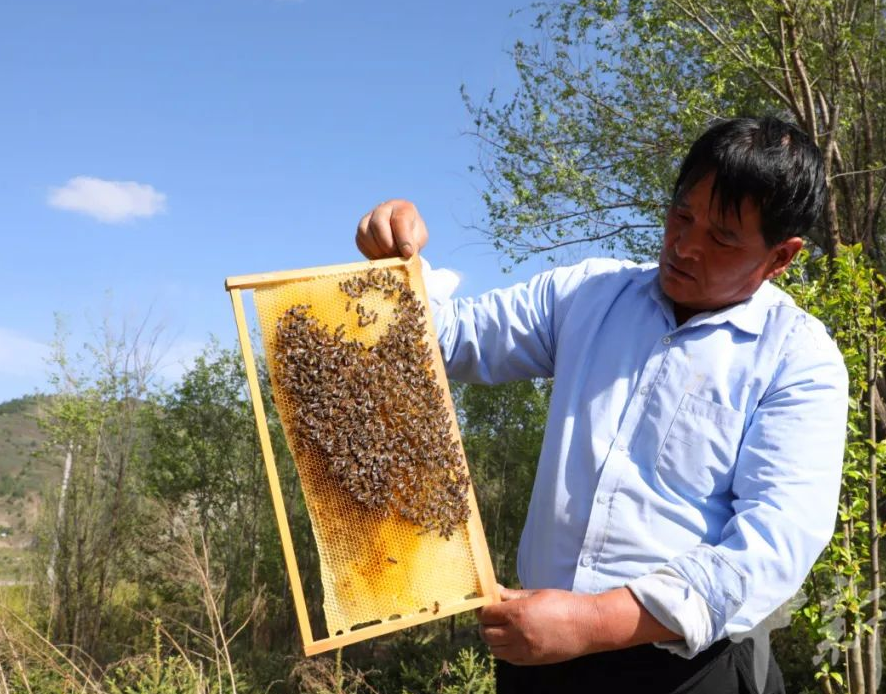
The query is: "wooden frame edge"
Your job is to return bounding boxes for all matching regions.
[225,255,408,291]
[405,255,501,606]
[228,287,316,649]
[303,595,494,656]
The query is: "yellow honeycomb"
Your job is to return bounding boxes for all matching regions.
[252,260,483,637]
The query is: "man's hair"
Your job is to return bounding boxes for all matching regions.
[672,117,826,247]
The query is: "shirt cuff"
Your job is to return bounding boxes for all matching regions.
[627,568,714,659]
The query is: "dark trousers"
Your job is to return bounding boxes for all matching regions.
[495,638,785,694]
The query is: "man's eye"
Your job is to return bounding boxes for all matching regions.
[709,231,729,247]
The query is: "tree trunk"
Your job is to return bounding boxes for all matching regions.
[864,311,880,692]
[849,634,866,694]
[46,442,74,635]
[843,520,866,694]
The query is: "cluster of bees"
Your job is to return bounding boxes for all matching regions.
[274,268,470,539]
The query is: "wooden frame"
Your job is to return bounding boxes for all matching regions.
[226,255,498,656]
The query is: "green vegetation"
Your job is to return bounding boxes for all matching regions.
[0,320,511,692]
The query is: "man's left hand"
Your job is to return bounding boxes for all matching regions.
[477,586,597,665]
[477,584,681,665]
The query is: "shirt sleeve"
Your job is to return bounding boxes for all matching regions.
[426,258,625,385]
[627,568,714,658]
[663,314,849,647]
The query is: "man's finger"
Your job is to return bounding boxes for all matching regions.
[355,231,376,260]
[390,204,417,257]
[499,586,535,601]
[368,205,397,257]
[488,643,513,660]
[478,624,511,646]
[478,601,514,625]
[356,211,383,259]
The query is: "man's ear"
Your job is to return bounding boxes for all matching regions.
[765,237,804,280]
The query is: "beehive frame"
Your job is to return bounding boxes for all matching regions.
[225,254,498,655]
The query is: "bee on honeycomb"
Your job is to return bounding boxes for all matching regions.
[274,268,470,539]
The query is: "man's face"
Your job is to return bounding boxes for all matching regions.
[658,173,802,323]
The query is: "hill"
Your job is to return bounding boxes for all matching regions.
[0,394,60,581]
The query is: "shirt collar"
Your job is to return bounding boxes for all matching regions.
[633,266,773,336]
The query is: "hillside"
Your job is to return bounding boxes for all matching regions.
[0,394,59,580]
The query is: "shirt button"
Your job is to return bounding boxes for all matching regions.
[596,493,608,504]
[662,336,672,345]
[580,555,592,568]
[640,385,650,395]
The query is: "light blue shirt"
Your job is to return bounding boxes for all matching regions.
[433,258,848,651]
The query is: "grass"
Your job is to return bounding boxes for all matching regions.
[0,548,33,584]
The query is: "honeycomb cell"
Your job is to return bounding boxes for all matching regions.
[252,261,483,637]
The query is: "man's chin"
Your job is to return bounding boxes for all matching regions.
[659,271,693,300]
[659,273,705,306]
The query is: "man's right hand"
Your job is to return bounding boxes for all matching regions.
[356,199,429,260]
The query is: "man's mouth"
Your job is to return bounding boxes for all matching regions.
[664,261,695,281]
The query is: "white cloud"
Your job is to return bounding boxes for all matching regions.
[48,176,167,224]
[0,328,51,378]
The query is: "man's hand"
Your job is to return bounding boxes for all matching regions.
[478,585,681,665]
[356,199,429,260]
[478,587,597,665]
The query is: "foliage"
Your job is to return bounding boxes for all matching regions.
[466,0,886,266]
[144,340,314,654]
[778,245,885,693]
[452,379,550,586]
[289,647,379,694]
[0,394,48,417]
[145,341,267,627]
[105,656,235,694]
[436,647,496,694]
[0,597,246,694]
[360,626,495,694]
[34,313,162,662]
[398,646,495,694]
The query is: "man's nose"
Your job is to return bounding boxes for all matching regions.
[672,222,704,260]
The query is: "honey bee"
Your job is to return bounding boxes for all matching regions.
[273,268,470,538]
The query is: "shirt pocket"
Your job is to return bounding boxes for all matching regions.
[656,392,745,498]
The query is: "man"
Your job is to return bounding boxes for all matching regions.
[356,117,848,693]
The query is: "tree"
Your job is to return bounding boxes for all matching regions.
[777,246,885,694]
[452,380,550,587]
[145,341,260,623]
[466,0,886,266]
[37,314,162,661]
[145,341,311,655]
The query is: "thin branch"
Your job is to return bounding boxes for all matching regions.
[829,166,886,180]
[669,0,793,108]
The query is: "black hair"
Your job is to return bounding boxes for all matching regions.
[672,117,826,247]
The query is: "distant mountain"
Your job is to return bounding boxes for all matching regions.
[0,394,60,581]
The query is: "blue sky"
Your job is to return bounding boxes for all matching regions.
[0,0,561,403]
